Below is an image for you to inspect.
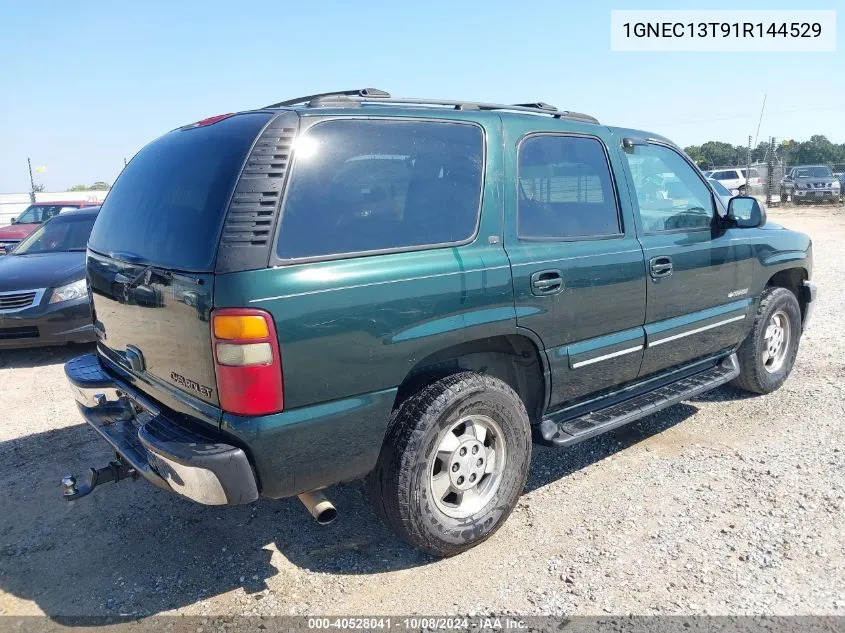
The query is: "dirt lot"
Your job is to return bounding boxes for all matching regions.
[1,205,843,618]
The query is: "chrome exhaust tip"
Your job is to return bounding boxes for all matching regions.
[297,490,337,525]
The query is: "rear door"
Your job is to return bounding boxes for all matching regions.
[503,121,647,409]
[86,111,276,419]
[617,138,753,377]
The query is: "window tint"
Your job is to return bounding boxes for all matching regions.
[89,112,273,271]
[276,120,483,259]
[14,215,97,254]
[712,171,732,181]
[623,143,714,233]
[517,135,620,239]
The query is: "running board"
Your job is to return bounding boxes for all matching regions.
[539,354,740,447]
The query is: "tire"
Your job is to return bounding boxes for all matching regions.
[367,372,531,557]
[732,287,802,394]
[780,188,788,203]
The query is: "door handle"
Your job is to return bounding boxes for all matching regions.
[530,270,563,295]
[649,256,673,279]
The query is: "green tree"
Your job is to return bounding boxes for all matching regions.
[66,182,110,192]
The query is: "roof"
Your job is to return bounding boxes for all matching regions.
[51,207,100,219]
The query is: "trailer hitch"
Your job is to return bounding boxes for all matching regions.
[62,459,137,501]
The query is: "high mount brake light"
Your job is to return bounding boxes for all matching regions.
[211,309,284,416]
[189,113,234,128]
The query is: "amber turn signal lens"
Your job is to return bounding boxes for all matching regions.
[213,315,269,340]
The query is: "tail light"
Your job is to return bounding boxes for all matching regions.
[211,308,283,416]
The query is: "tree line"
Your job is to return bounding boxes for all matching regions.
[67,181,110,191]
[684,135,845,170]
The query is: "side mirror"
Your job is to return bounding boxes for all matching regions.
[9,217,16,224]
[727,196,764,228]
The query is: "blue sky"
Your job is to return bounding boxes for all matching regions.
[0,0,841,191]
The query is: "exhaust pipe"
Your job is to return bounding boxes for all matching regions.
[297,490,337,525]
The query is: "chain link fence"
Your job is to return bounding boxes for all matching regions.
[705,143,843,206]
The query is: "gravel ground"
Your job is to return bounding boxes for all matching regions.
[0,205,843,618]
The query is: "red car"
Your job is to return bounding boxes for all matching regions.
[0,201,101,254]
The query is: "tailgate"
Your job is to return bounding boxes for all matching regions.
[88,250,219,407]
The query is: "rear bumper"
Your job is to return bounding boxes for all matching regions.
[0,296,95,349]
[65,354,258,505]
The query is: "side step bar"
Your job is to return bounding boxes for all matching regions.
[539,354,740,447]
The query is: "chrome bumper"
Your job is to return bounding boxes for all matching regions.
[65,354,259,505]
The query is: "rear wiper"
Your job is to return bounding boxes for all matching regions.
[115,265,155,289]
[114,265,204,287]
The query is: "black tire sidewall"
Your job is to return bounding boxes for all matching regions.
[751,289,802,392]
[410,386,530,551]
[372,373,531,557]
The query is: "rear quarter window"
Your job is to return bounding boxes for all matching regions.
[275,119,484,260]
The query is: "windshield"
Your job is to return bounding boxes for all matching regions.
[12,215,97,254]
[795,166,833,178]
[708,179,733,197]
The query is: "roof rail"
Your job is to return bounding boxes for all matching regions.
[512,102,557,111]
[264,91,599,124]
[264,88,390,109]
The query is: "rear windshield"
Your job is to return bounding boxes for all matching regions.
[16,204,79,224]
[276,119,484,260]
[88,112,272,271]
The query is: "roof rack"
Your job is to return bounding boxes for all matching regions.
[265,88,391,109]
[263,89,599,124]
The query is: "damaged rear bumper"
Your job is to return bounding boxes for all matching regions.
[64,353,258,505]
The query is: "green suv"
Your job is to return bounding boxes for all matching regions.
[64,89,816,557]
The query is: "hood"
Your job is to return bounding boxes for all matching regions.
[0,251,86,292]
[0,223,38,240]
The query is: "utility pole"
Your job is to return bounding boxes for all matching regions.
[746,136,752,194]
[27,157,36,203]
[766,137,775,207]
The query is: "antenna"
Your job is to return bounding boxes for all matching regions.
[753,93,767,150]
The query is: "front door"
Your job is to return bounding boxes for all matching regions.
[504,125,647,410]
[618,138,753,377]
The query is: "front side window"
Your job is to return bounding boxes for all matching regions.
[276,119,484,260]
[517,135,620,239]
[623,143,714,233]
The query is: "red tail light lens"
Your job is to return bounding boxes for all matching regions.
[211,308,283,416]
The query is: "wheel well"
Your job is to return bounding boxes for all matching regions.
[394,335,546,423]
[767,268,808,320]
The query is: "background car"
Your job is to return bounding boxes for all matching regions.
[0,207,99,349]
[780,165,841,204]
[709,167,762,195]
[0,200,100,254]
